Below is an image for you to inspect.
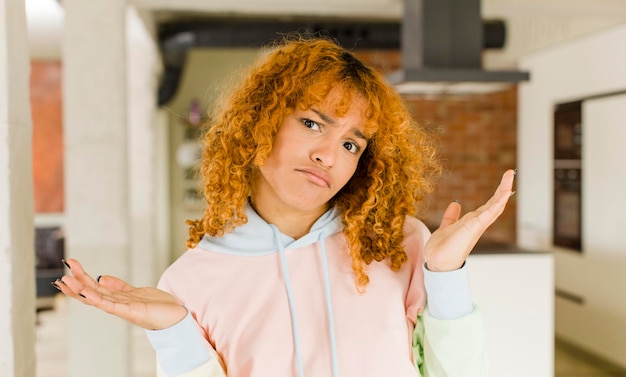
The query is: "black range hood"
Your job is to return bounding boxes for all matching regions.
[387,0,529,94]
[156,2,528,105]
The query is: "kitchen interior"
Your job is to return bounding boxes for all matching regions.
[22,0,626,376]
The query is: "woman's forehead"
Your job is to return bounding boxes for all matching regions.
[302,86,360,113]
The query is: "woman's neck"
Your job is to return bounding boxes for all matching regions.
[248,197,329,239]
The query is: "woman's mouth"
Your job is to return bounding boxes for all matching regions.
[297,168,330,188]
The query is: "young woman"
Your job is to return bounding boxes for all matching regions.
[57,36,516,377]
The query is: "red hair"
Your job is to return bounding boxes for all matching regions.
[187,36,440,290]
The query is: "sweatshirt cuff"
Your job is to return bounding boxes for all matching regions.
[423,262,473,320]
[145,308,211,376]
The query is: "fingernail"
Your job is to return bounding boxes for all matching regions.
[78,293,86,299]
[51,281,62,291]
[514,168,517,177]
[62,259,71,270]
[453,199,460,204]
[510,191,516,197]
[96,275,102,283]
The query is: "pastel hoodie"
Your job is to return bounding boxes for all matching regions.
[146,205,487,377]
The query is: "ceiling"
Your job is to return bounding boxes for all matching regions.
[25,0,626,69]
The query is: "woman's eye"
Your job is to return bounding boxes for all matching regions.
[343,141,359,154]
[303,119,320,131]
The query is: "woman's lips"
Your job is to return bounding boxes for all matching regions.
[297,168,330,188]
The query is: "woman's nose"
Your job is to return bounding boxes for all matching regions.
[310,141,336,168]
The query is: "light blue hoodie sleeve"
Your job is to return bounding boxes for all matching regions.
[145,308,212,376]
[422,262,473,320]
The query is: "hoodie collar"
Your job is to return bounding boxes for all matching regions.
[197,203,343,255]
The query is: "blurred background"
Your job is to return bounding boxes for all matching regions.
[2,0,626,376]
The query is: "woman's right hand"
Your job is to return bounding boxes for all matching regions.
[55,258,187,331]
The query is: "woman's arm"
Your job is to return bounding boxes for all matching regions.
[412,169,515,376]
[413,306,487,377]
[146,309,226,377]
[56,259,227,376]
[413,263,487,376]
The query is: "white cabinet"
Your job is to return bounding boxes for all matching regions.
[519,24,626,369]
[553,94,626,368]
[468,252,554,377]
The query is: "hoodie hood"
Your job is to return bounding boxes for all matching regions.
[197,203,344,255]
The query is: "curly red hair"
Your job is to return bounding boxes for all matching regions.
[186,36,440,290]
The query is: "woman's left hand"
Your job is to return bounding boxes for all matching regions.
[424,169,516,272]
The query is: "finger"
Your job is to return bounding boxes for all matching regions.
[484,169,516,214]
[97,275,135,293]
[55,277,89,301]
[494,169,516,201]
[63,259,133,298]
[63,258,100,291]
[439,200,462,229]
[79,286,128,315]
[466,169,516,230]
[55,274,133,317]
[497,168,516,197]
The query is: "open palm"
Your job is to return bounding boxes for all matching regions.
[425,169,516,272]
[57,259,187,330]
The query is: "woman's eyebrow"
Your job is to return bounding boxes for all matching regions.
[352,128,368,142]
[310,108,368,142]
[311,108,335,124]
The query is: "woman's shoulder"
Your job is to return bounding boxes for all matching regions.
[403,216,432,243]
[157,247,214,289]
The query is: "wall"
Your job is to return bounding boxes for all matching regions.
[1,0,36,375]
[356,50,518,242]
[519,23,626,367]
[404,89,518,242]
[31,61,64,214]
[166,48,259,256]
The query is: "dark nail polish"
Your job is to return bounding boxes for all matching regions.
[78,293,86,299]
[96,275,102,283]
[51,281,61,291]
[62,259,71,270]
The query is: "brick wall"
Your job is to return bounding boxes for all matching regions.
[405,90,518,243]
[31,61,64,213]
[355,50,517,243]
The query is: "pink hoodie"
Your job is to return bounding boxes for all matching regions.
[157,205,428,377]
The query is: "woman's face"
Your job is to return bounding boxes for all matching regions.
[254,91,369,217]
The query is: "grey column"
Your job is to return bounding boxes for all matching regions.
[0,0,36,376]
[63,0,132,376]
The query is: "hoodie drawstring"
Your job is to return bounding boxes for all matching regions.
[271,226,341,377]
[272,225,306,377]
[319,232,340,377]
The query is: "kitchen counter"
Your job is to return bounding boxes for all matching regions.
[466,246,554,377]
[471,240,548,254]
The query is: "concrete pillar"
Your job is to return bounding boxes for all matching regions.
[63,1,131,376]
[0,0,36,376]
[126,7,160,291]
[126,8,161,375]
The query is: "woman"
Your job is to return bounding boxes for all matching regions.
[57,36,515,377]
